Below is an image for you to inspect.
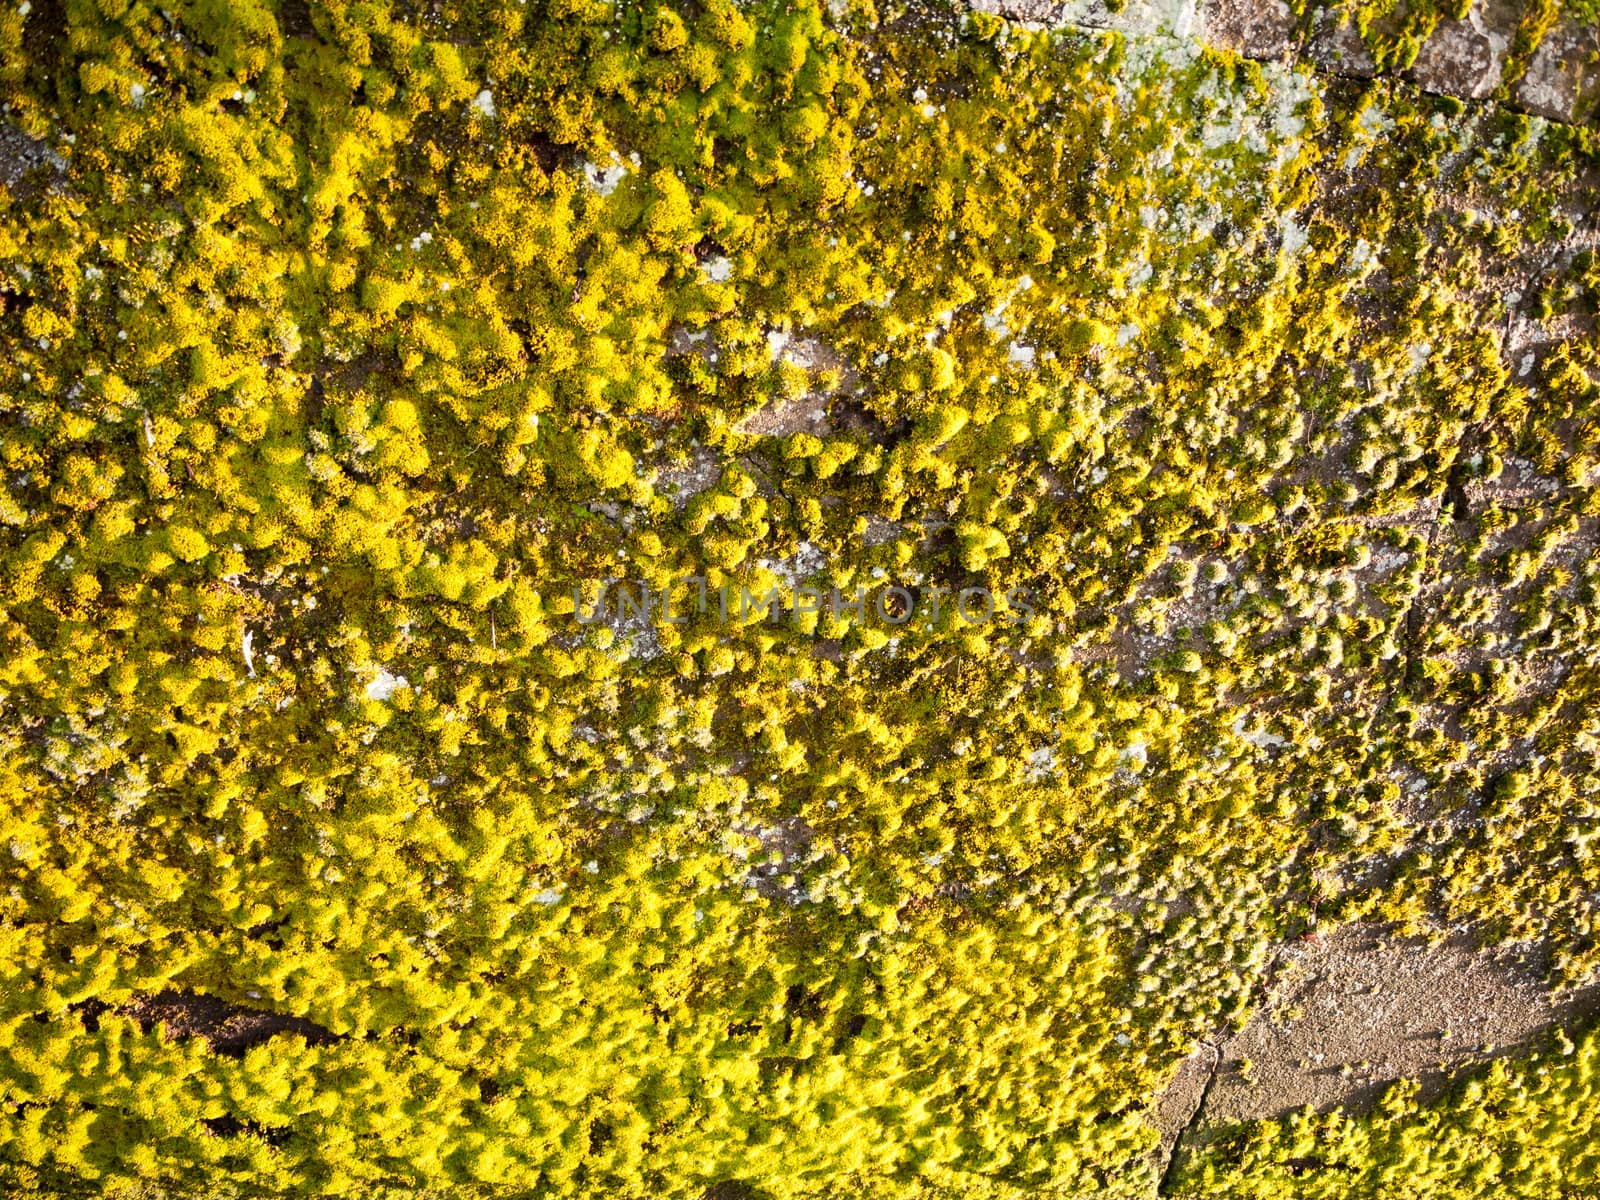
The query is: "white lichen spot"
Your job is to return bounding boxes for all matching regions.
[1231,714,1287,750]
[365,668,409,702]
[757,541,826,590]
[583,155,628,196]
[1279,217,1307,257]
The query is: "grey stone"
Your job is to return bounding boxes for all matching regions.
[1403,2,1513,101]
[1202,0,1299,60]
[968,0,1064,23]
[1077,0,1202,37]
[971,0,1201,38]
[1512,21,1600,123]
[0,123,64,191]
[1306,8,1379,78]
[971,0,1597,125]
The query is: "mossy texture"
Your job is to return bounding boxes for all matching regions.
[2,1,1600,1197]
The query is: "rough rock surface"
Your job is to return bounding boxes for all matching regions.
[1200,925,1600,1124]
[1512,20,1600,122]
[974,0,1599,123]
[0,123,64,192]
[971,0,1201,37]
[1305,7,1381,77]
[1151,1043,1219,1174]
[968,0,1065,22]
[1203,0,1300,60]
[1403,1,1515,100]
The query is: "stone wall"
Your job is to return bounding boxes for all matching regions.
[970,0,1600,123]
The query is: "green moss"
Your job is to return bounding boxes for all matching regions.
[1176,1021,1600,1197]
[2,1,1600,1197]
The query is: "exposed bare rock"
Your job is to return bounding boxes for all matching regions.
[654,444,722,510]
[861,515,910,547]
[735,395,833,438]
[770,332,842,375]
[1072,0,1201,36]
[973,0,1597,124]
[971,0,1600,126]
[1512,20,1600,123]
[740,816,816,903]
[1305,8,1379,78]
[972,0,1201,36]
[1403,1,1515,100]
[1201,0,1299,61]
[969,0,1063,22]
[1150,1042,1220,1181]
[0,123,65,193]
[735,332,850,438]
[667,323,718,366]
[1197,924,1600,1125]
